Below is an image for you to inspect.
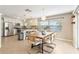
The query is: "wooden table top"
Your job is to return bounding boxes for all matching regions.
[30,32,54,39]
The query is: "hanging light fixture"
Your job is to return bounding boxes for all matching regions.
[41,8,46,20]
[24,9,32,19]
[22,9,32,26]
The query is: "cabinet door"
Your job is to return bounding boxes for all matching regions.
[4,22,9,36]
[8,23,14,35]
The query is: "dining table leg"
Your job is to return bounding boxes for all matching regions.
[42,39,43,54]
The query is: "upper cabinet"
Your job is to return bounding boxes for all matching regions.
[29,19,38,26]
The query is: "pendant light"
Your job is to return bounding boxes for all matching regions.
[41,8,46,20]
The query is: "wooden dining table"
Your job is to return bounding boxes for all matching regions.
[30,32,54,54]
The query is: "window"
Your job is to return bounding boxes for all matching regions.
[49,20,62,32]
[38,19,62,32]
[39,20,49,29]
[40,20,48,26]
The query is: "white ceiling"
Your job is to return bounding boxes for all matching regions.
[0,5,77,19]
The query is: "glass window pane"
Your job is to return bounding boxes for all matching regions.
[40,20,48,26]
[49,20,62,32]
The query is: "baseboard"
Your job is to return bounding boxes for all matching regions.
[2,34,15,37]
[56,38,72,42]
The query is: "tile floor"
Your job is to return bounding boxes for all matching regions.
[0,35,79,54]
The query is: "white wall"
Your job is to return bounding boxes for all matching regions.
[77,13,79,48]
[48,13,73,41]
[0,13,2,48]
